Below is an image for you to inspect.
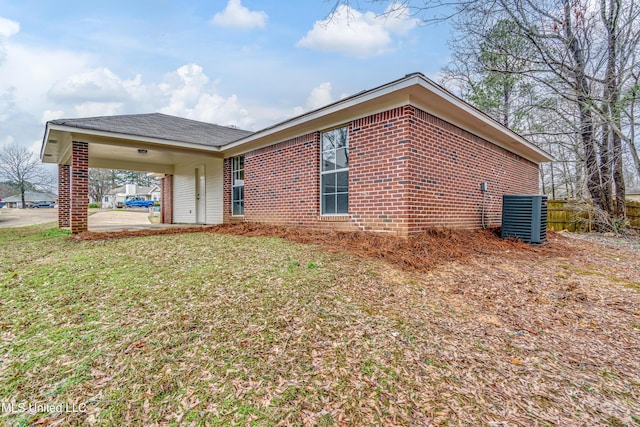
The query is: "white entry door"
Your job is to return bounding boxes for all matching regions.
[195,165,206,223]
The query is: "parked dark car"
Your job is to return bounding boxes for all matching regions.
[29,201,55,208]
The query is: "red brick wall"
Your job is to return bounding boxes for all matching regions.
[348,107,413,234]
[243,132,358,231]
[406,106,539,232]
[222,104,540,235]
[58,164,70,228]
[70,141,88,233]
[161,174,173,224]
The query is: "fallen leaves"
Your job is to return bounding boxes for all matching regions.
[1,225,639,425]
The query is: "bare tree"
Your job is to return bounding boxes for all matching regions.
[334,0,640,230]
[89,168,115,207]
[0,144,53,208]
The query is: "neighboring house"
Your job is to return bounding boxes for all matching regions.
[40,73,552,234]
[627,188,640,203]
[2,191,57,208]
[103,184,160,208]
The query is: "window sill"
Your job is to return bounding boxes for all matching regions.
[319,215,349,222]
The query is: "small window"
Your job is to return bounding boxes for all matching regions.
[320,126,349,215]
[232,156,244,216]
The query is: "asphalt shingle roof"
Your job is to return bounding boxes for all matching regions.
[49,113,253,147]
[2,191,57,202]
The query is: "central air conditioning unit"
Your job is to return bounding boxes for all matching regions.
[501,194,548,244]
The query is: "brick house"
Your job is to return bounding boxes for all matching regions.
[41,73,552,235]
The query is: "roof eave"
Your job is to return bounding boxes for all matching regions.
[221,73,553,164]
[41,123,224,164]
[47,123,224,151]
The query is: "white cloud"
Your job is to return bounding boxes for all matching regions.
[48,68,134,103]
[159,64,210,107]
[74,102,124,118]
[159,64,252,128]
[2,135,14,146]
[41,110,65,123]
[210,0,267,30]
[0,16,20,39]
[0,16,20,66]
[292,82,336,116]
[297,3,418,57]
[0,42,90,113]
[306,82,334,110]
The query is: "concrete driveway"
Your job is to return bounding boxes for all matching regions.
[0,208,58,227]
[0,208,153,230]
[88,209,155,231]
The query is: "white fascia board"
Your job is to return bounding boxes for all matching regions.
[40,123,51,160]
[221,73,553,163]
[44,124,223,154]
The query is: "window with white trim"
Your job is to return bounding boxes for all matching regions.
[320,126,349,215]
[232,156,244,216]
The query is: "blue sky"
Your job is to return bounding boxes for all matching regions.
[0,0,452,155]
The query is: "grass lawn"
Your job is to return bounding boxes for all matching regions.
[0,224,639,426]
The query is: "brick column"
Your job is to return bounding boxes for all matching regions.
[58,164,70,228]
[161,174,173,224]
[70,141,89,233]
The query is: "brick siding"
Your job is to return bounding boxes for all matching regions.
[161,174,173,224]
[70,141,89,233]
[58,164,70,228]
[407,106,539,232]
[223,104,540,236]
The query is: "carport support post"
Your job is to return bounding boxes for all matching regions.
[161,174,173,224]
[70,141,89,233]
[58,164,70,228]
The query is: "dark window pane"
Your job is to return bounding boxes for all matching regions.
[322,132,335,151]
[336,148,348,169]
[336,194,348,214]
[323,194,335,215]
[335,128,348,149]
[322,151,336,171]
[233,201,244,216]
[322,173,336,194]
[232,156,244,216]
[336,171,348,193]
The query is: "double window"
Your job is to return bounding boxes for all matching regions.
[232,156,244,216]
[321,126,349,215]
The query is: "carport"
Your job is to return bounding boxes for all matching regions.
[40,113,251,233]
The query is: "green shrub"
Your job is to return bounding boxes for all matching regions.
[88,202,100,208]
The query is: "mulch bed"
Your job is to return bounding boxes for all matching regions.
[70,222,574,272]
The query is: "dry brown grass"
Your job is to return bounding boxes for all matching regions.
[2,223,638,426]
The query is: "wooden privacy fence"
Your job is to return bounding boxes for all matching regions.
[547,199,640,231]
